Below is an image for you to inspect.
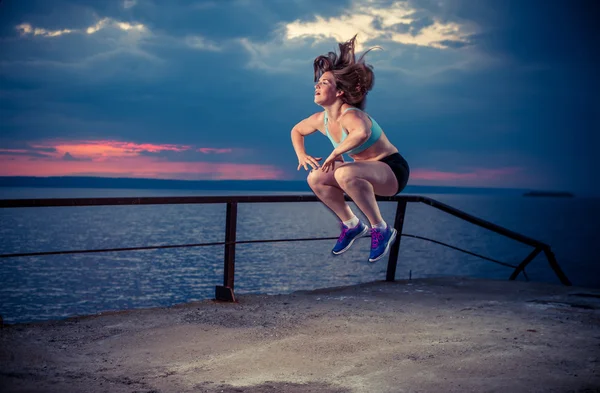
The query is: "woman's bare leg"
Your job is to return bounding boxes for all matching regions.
[306,164,355,221]
[332,161,398,226]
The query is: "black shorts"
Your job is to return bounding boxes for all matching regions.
[380,152,410,194]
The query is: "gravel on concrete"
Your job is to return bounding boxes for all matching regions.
[1,277,599,393]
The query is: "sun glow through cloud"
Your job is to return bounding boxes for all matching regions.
[15,23,74,38]
[283,0,474,50]
[16,18,147,38]
[239,0,484,79]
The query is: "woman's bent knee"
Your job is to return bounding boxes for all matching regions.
[307,168,342,189]
[333,166,354,186]
[307,169,326,187]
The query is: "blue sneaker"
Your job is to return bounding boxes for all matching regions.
[332,221,369,255]
[368,225,398,263]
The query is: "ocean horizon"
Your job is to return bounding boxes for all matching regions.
[0,175,581,197]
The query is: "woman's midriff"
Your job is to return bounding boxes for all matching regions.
[349,133,398,162]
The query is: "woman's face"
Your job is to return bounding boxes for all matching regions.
[314,71,340,105]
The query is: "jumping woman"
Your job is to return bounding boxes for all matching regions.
[290,34,410,263]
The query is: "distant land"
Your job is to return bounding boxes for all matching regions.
[0,176,544,196]
[523,191,574,198]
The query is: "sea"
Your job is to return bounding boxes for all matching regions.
[0,187,598,325]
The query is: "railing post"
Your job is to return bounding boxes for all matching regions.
[509,247,542,281]
[386,200,407,282]
[543,246,572,286]
[215,202,237,301]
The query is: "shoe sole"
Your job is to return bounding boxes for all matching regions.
[368,228,398,263]
[331,225,370,255]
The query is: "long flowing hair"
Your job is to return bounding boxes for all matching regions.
[313,34,379,110]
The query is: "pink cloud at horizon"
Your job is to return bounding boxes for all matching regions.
[28,140,196,160]
[4,139,234,161]
[0,154,285,180]
[409,167,524,186]
[0,139,286,180]
[2,151,526,185]
[0,140,531,186]
[2,138,242,158]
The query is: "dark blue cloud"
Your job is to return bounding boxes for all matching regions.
[0,0,100,36]
[0,0,353,41]
[0,150,51,158]
[0,0,597,195]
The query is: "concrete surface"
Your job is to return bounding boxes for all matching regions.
[1,277,599,393]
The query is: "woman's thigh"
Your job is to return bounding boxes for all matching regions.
[333,161,399,196]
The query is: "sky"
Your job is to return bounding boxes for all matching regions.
[0,0,597,195]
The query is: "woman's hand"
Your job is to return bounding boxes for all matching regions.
[321,151,342,173]
[297,154,322,171]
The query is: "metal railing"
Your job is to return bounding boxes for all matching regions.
[0,195,572,302]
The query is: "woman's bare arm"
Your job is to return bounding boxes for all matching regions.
[291,112,324,170]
